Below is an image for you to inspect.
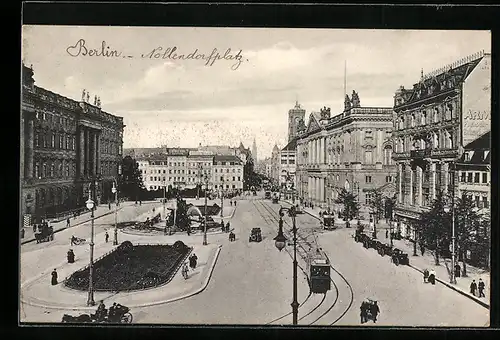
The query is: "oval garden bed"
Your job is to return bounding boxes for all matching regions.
[64,241,192,292]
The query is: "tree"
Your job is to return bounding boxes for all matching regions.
[334,188,359,228]
[368,189,385,224]
[419,190,451,265]
[473,217,490,269]
[166,197,191,231]
[119,156,144,201]
[454,191,482,277]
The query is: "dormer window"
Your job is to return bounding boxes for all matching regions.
[464,152,470,162]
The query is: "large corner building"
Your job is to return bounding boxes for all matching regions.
[21,64,125,223]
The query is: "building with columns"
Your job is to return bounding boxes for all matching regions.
[392,51,490,239]
[296,93,396,215]
[21,63,124,223]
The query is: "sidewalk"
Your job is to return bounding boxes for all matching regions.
[281,199,490,309]
[373,221,490,309]
[20,202,136,245]
[20,230,222,312]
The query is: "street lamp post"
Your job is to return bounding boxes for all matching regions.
[85,185,96,306]
[274,205,298,325]
[203,173,209,246]
[111,181,118,245]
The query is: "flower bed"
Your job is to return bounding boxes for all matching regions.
[64,241,191,291]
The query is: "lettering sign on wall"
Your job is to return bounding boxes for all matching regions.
[462,55,491,146]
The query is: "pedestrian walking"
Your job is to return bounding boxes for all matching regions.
[33,223,37,233]
[66,218,70,228]
[454,264,461,278]
[470,280,477,296]
[385,229,388,239]
[182,262,189,280]
[370,301,380,323]
[108,202,111,210]
[478,279,485,297]
[67,249,75,263]
[21,228,25,239]
[420,244,426,256]
[191,253,198,268]
[105,231,109,243]
[51,269,58,285]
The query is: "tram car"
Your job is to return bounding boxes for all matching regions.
[322,214,336,230]
[307,251,331,294]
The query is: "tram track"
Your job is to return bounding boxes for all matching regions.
[255,199,354,326]
[251,200,315,325]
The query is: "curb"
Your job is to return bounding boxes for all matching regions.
[21,245,222,311]
[120,228,234,237]
[21,208,125,245]
[408,264,490,309]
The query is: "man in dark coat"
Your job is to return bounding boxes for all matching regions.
[478,279,485,297]
[51,269,58,285]
[105,231,109,243]
[470,280,477,296]
[67,249,75,263]
[455,264,461,278]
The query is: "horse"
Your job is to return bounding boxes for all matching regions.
[61,313,92,323]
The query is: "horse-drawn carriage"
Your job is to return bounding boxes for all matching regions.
[249,228,262,242]
[35,224,54,243]
[62,304,132,324]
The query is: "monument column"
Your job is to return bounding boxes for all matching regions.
[84,128,90,177]
[79,127,85,177]
[430,161,437,200]
[92,131,97,176]
[96,131,101,175]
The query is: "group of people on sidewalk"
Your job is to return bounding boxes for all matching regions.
[182,253,198,280]
[470,278,486,298]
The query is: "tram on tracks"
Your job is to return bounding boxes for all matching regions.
[307,250,331,294]
[321,213,336,230]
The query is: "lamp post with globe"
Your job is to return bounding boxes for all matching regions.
[111,181,118,245]
[274,205,298,325]
[85,187,96,306]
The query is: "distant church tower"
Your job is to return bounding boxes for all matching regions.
[288,101,306,142]
[252,138,258,163]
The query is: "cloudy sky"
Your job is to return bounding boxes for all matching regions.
[22,27,490,160]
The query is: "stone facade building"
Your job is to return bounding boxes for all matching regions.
[21,63,124,223]
[392,51,490,239]
[296,91,396,215]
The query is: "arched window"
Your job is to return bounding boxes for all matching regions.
[411,114,415,127]
[384,145,393,165]
[422,111,427,125]
[50,163,55,177]
[42,162,47,178]
[434,107,439,123]
[35,162,40,178]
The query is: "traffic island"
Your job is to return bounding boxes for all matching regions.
[20,241,222,316]
[64,241,192,292]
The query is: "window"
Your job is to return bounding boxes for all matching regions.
[232,177,235,181]
[35,163,40,178]
[238,177,241,181]
[467,173,473,183]
[461,172,466,182]
[365,131,373,139]
[50,163,54,177]
[474,173,480,183]
[232,169,235,173]
[51,134,55,148]
[226,169,229,173]
[42,163,47,177]
[386,176,392,183]
[232,185,236,189]
[482,197,489,209]
[150,177,153,181]
[365,192,373,205]
[215,169,217,173]
[464,153,470,161]
[366,176,372,183]
[482,173,488,183]
[220,176,224,181]
[364,150,373,164]
[35,133,39,147]
[421,111,427,125]
[66,165,70,177]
